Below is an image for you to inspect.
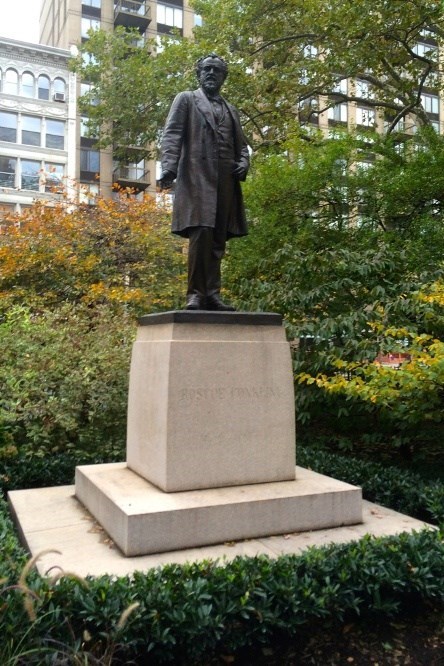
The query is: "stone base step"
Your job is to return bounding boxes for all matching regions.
[74,463,363,556]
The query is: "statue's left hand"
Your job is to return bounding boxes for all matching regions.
[159,170,176,190]
[232,162,248,180]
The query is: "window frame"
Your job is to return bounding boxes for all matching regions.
[38,75,50,101]
[157,3,183,28]
[0,111,18,143]
[45,119,65,150]
[0,156,17,188]
[21,159,41,191]
[4,69,18,95]
[21,115,42,147]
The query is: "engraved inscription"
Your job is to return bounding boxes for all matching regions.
[179,386,283,402]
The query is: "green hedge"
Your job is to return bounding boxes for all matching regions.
[2,446,443,525]
[0,447,124,495]
[1,448,444,663]
[0,512,443,664]
[298,447,444,525]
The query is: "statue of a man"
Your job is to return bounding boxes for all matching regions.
[160,53,250,311]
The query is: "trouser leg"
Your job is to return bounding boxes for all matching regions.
[186,160,235,304]
[206,227,226,296]
[187,226,213,299]
[207,160,233,296]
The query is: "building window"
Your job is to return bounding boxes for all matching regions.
[0,202,16,220]
[0,111,18,142]
[421,93,439,115]
[82,0,101,6]
[356,107,376,126]
[44,163,64,193]
[80,82,99,106]
[53,78,66,99]
[80,148,100,173]
[332,78,347,95]
[157,3,183,29]
[0,156,17,187]
[21,72,35,98]
[81,16,100,38]
[120,159,146,180]
[38,75,50,100]
[21,160,41,191]
[328,103,348,122]
[80,182,99,205]
[356,79,374,100]
[45,119,65,149]
[4,69,18,95]
[22,115,41,146]
[118,1,148,16]
[80,115,92,137]
[413,42,437,58]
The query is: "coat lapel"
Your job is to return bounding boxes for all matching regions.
[193,88,217,131]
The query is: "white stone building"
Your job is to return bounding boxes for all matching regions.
[0,37,77,220]
[40,0,199,199]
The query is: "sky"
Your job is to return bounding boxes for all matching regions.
[0,0,42,44]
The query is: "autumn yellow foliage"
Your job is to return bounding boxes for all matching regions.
[0,194,186,315]
[298,281,444,426]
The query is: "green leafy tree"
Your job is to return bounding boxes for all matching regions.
[310,280,444,430]
[69,0,444,455]
[73,0,444,152]
[223,130,444,453]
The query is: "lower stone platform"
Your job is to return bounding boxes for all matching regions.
[74,464,361,556]
[8,482,432,578]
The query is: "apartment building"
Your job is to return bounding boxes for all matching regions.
[40,0,198,200]
[299,33,443,144]
[0,36,77,219]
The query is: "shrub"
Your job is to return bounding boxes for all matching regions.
[0,196,186,315]
[298,447,444,525]
[2,445,442,526]
[0,304,133,457]
[0,522,443,664]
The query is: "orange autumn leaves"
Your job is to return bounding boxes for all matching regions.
[0,195,186,315]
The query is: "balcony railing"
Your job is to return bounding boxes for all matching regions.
[0,171,15,188]
[114,1,151,33]
[113,165,151,192]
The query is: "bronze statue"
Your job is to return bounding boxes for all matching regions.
[160,54,250,311]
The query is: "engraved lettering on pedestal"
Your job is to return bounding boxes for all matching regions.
[179,386,283,402]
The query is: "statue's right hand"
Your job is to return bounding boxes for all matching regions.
[159,170,176,190]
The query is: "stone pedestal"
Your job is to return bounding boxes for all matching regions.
[74,311,363,556]
[126,311,296,491]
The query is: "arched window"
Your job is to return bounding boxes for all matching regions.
[53,77,66,100]
[21,72,35,98]
[38,75,50,100]
[4,69,18,95]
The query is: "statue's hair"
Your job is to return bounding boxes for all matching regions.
[195,53,228,79]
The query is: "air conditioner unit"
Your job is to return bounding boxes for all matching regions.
[53,92,66,102]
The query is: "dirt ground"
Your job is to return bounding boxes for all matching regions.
[213,604,444,665]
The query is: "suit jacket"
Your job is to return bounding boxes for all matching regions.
[161,88,250,238]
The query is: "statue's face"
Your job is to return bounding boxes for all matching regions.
[198,57,226,96]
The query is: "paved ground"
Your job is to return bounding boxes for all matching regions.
[8,483,434,577]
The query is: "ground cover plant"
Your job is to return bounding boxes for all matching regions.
[0,492,443,665]
[1,444,443,663]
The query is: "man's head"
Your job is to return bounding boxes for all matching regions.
[196,54,228,96]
